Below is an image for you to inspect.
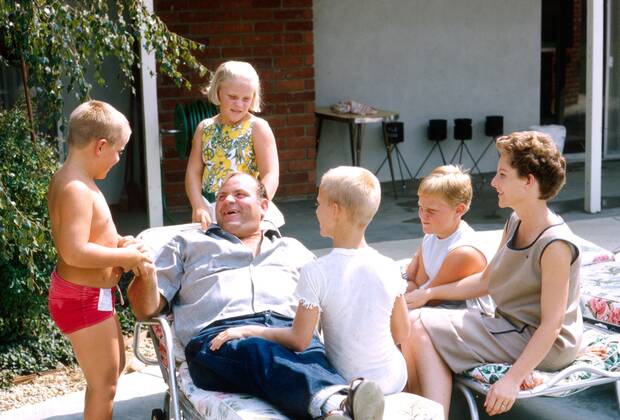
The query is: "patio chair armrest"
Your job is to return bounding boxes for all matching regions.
[457,365,620,400]
[133,315,181,420]
[542,364,620,389]
[133,319,160,366]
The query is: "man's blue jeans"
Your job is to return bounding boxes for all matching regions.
[185,311,347,419]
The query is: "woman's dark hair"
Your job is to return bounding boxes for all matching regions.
[496,131,566,200]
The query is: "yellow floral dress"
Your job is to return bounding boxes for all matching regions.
[201,118,259,201]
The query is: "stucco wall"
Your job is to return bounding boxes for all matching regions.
[314,0,541,181]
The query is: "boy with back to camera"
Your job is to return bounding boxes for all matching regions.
[47,100,152,419]
[210,166,410,419]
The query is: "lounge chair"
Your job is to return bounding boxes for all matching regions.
[133,223,444,420]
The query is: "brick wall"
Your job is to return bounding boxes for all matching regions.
[563,0,582,108]
[155,0,316,211]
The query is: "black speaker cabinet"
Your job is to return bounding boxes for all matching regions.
[454,118,472,140]
[485,115,504,137]
[428,119,447,141]
[384,121,404,144]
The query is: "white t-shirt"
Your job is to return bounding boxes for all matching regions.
[295,247,408,395]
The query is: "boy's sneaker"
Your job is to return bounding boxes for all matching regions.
[325,410,351,420]
[326,378,384,420]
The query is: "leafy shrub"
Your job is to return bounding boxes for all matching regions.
[0,104,58,330]
[0,105,140,388]
[0,105,66,387]
[0,318,75,388]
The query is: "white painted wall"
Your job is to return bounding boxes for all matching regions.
[314,0,541,182]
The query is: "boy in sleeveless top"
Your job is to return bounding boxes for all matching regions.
[404,165,493,312]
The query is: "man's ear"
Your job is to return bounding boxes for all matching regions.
[94,138,108,156]
[259,197,269,217]
[455,202,466,216]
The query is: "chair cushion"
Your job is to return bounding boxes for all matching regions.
[580,260,620,328]
[461,328,620,397]
[573,235,615,266]
[177,362,444,419]
[178,362,289,420]
[150,323,444,419]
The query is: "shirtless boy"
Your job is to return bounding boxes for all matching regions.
[47,100,152,419]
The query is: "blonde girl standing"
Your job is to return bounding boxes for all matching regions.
[185,60,283,229]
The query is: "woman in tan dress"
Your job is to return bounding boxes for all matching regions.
[401,131,582,418]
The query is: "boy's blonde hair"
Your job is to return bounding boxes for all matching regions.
[320,166,381,227]
[68,100,130,148]
[203,61,262,112]
[418,165,472,212]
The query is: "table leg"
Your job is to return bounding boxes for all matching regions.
[315,117,323,152]
[356,123,364,167]
[348,121,357,166]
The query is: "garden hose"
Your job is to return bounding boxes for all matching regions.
[173,100,218,159]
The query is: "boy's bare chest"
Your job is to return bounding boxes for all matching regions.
[90,191,117,246]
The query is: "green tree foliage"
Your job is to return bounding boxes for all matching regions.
[0,0,207,127]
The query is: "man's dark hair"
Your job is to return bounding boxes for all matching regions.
[222,172,268,200]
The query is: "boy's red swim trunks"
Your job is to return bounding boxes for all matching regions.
[48,271,115,334]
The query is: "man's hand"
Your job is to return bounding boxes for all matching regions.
[118,236,153,274]
[209,326,257,351]
[132,261,155,279]
[129,260,155,278]
[192,207,212,230]
[121,243,153,273]
[126,260,162,321]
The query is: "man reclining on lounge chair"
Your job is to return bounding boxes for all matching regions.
[128,172,384,419]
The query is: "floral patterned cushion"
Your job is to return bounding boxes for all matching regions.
[575,236,615,266]
[580,261,620,327]
[178,362,290,420]
[461,328,620,397]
